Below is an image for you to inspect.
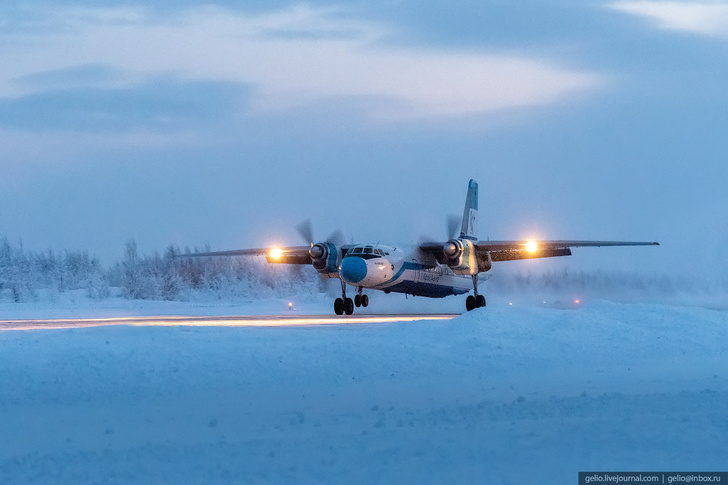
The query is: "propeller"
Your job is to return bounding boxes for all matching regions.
[419,215,462,245]
[443,240,460,258]
[327,229,345,247]
[295,219,314,247]
[296,219,345,245]
[293,220,345,276]
[447,214,460,240]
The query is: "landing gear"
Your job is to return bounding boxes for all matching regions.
[334,298,344,315]
[335,278,355,315]
[344,298,354,315]
[466,295,476,312]
[466,275,486,312]
[334,297,355,315]
[354,288,369,308]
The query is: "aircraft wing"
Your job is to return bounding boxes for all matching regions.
[420,240,659,262]
[480,240,658,261]
[177,246,313,264]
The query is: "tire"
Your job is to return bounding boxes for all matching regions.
[334,298,344,315]
[466,295,476,312]
[354,294,361,307]
[344,298,354,315]
[361,294,369,307]
[476,294,486,308]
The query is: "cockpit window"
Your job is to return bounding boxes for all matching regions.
[345,245,388,260]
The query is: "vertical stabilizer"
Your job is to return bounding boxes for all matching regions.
[460,179,478,240]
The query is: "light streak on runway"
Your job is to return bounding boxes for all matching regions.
[0,314,460,331]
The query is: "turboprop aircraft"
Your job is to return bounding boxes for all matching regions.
[181,180,659,314]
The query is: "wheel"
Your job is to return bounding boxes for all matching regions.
[361,294,369,307]
[354,294,361,307]
[476,294,486,308]
[466,295,476,312]
[334,298,344,315]
[344,298,354,315]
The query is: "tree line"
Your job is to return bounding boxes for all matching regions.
[0,237,321,303]
[1,235,724,304]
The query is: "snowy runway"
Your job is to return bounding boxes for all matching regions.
[0,301,726,484]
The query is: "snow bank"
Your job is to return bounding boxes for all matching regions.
[0,301,726,483]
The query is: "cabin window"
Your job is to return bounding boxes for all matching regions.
[364,247,373,254]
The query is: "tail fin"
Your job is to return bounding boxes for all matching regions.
[460,179,478,240]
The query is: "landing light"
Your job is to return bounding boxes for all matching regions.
[526,241,538,253]
[270,247,283,259]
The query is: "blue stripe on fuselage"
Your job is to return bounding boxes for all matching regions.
[382,261,420,285]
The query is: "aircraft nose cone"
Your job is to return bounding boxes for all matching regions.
[340,257,367,284]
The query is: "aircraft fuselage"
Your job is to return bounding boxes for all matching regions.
[339,245,472,298]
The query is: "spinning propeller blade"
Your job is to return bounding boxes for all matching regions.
[295,219,314,246]
[447,214,460,240]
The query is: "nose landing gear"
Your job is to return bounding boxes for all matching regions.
[354,287,369,308]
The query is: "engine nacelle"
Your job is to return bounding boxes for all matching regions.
[443,238,479,275]
[310,242,339,277]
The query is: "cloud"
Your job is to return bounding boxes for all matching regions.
[14,64,120,91]
[0,77,247,131]
[1,4,601,120]
[609,1,728,39]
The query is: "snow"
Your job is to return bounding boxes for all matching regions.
[0,294,727,484]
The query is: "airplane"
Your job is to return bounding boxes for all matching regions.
[181,179,659,314]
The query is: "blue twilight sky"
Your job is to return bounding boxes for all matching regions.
[0,1,726,278]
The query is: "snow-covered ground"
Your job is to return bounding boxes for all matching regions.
[0,291,726,484]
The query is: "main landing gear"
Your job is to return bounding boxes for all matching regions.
[466,274,486,312]
[334,297,353,315]
[334,280,369,315]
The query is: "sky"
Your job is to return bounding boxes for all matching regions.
[1,0,726,280]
